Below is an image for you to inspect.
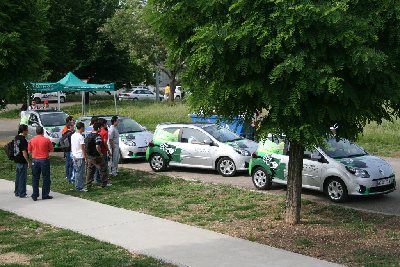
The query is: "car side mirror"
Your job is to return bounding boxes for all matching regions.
[142,126,147,131]
[203,139,213,146]
[31,122,39,127]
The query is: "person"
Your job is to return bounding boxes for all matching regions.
[28,126,54,201]
[28,100,38,110]
[62,116,74,135]
[42,100,51,110]
[71,122,87,192]
[85,122,110,189]
[20,104,29,125]
[85,117,98,137]
[14,124,30,198]
[94,118,111,184]
[108,116,120,176]
[62,122,75,183]
[164,84,171,99]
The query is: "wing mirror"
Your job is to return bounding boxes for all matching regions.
[203,139,214,146]
[311,154,328,163]
[31,122,39,127]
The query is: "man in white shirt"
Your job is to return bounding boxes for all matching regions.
[28,100,38,110]
[108,116,120,176]
[71,122,87,191]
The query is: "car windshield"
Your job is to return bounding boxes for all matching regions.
[202,125,242,143]
[117,118,143,134]
[321,138,367,159]
[39,113,68,127]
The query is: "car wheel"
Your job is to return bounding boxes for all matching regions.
[60,96,66,103]
[325,177,348,203]
[217,157,237,177]
[252,167,272,190]
[34,97,41,104]
[149,153,167,172]
[175,95,181,100]
[133,98,139,101]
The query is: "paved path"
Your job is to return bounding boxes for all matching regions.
[0,179,339,267]
[120,158,400,216]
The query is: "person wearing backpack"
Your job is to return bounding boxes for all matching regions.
[28,126,54,201]
[85,122,110,189]
[61,122,75,183]
[14,124,30,198]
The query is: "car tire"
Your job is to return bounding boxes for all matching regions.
[217,157,237,177]
[325,177,348,203]
[133,98,139,101]
[175,95,181,100]
[34,97,41,104]
[149,153,167,172]
[252,167,272,190]
[60,96,66,103]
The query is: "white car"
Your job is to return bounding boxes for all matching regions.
[118,89,163,101]
[32,92,66,104]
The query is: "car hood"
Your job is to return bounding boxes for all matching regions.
[337,155,394,178]
[120,131,153,146]
[225,139,258,153]
[44,126,63,136]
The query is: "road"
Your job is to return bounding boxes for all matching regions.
[1,117,399,216]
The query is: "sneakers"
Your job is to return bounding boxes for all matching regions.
[78,188,88,192]
[42,196,53,200]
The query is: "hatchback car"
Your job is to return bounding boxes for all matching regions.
[249,136,396,202]
[146,123,258,176]
[77,115,153,160]
[27,110,69,148]
[118,89,163,101]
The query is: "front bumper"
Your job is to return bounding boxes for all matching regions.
[120,145,147,159]
[348,176,396,196]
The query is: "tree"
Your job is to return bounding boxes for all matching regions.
[103,0,184,100]
[147,0,400,224]
[0,0,49,105]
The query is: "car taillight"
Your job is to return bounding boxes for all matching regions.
[148,141,155,147]
[124,94,129,96]
[251,152,258,158]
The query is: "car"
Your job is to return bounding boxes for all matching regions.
[31,92,67,104]
[146,123,258,177]
[77,115,153,160]
[118,89,163,101]
[163,86,182,100]
[26,110,69,149]
[249,135,396,202]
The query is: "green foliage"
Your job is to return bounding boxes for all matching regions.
[147,0,400,147]
[0,0,49,103]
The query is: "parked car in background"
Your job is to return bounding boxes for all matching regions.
[146,123,258,177]
[77,115,153,160]
[249,136,396,202]
[118,89,163,101]
[26,110,69,149]
[31,92,66,104]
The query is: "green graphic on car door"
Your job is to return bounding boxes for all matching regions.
[148,128,182,162]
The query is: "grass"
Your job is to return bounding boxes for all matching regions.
[0,151,399,266]
[0,210,171,267]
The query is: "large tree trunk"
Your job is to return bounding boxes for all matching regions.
[285,142,304,224]
[169,75,176,103]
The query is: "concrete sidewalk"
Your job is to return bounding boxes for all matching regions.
[0,179,340,267]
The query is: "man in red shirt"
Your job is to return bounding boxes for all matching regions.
[28,126,54,201]
[94,118,111,184]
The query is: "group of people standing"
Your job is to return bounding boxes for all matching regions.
[13,115,120,200]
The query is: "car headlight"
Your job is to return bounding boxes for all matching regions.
[234,148,251,156]
[345,166,370,178]
[123,140,136,146]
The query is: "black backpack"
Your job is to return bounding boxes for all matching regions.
[4,139,16,161]
[60,131,73,152]
[84,133,99,156]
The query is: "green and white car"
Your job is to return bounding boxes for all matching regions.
[146,123,258,176]
[249,136,396,202]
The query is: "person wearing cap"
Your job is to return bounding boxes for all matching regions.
[42,100,51,110]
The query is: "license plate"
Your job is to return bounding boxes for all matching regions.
[377,178,393,186]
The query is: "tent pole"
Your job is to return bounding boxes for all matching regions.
[81,91,84,115]
[57,91,60,110]
[114,91,118,114]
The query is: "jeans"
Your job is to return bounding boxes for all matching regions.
[110,145,120,176]
[86,156,108,188]
[94,154,108,183]
[65,152,74,183]
[15,163,27,197]
[32,159,51,198]
[73,157,85,190]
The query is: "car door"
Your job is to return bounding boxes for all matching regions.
[178,127,215,167]
[143,90,155,100]
[302,149,325,188]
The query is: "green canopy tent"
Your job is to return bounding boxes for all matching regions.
[30,72,117,114]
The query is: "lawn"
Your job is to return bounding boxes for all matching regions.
[0,210,171,267]
[0,151,399,266]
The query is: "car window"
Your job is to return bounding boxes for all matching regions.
[117,118,143,134]
[202,125,241,143]
[181,128,211,144]
[39,113,68,127]
[144,90,153,94]
[154,127,180,144]
[303,149,320,160]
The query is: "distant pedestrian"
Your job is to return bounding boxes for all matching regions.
[108,116,120,176]
[94,118,111,184]
[85,122,110,189]
[164,84,171,99]
[28,100,38,110]
[14,124,30,198]
[42,100,51,110]
[28,126,54,201]
[71,122,87,192]
[20,104,29,125]
[61,122,75,183]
